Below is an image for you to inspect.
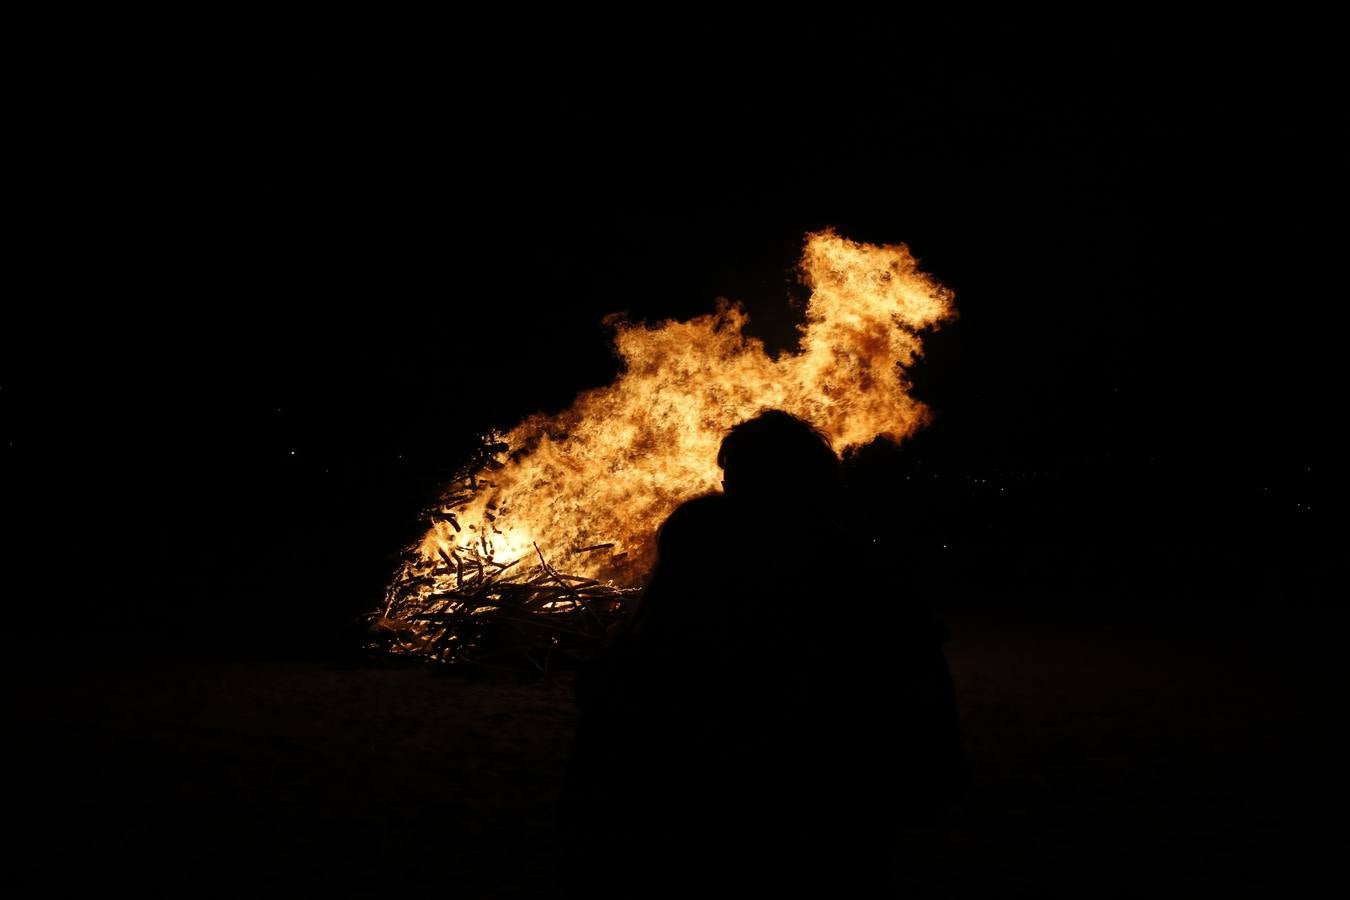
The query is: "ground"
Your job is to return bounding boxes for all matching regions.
[5,600,1343,897]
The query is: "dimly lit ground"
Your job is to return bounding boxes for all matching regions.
[6,598,1341,897]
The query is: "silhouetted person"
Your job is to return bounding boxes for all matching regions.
[561,411,964,897]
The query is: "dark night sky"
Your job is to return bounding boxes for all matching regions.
[2,28,1337,649]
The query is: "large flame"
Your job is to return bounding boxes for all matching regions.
[391,229,954,603]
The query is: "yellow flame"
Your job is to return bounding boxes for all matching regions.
[395,229,954,599]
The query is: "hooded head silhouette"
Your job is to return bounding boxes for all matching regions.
[716,410,841,509]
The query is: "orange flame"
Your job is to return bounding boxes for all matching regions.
[390,229,954,602]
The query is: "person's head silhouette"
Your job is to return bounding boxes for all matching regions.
[717,410,841,508]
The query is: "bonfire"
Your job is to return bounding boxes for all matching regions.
[370,229,955,670]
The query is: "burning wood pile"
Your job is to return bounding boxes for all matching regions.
[369,231,955,672]
[370,448,638,672]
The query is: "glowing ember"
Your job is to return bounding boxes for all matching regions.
[379,229,954,657]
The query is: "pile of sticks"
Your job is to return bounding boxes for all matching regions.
[371,542,638,673]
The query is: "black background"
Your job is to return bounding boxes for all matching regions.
[2,23,1338,652]
[2,21,1345,899]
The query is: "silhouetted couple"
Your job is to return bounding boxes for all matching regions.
[561,410,965,897]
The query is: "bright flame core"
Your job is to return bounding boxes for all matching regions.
[392,230,954,596]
